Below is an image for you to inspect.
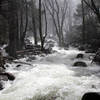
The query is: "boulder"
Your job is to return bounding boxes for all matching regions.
[0,72,15,81]
[73,61,87,67]
[82,92,100,100]
[76,53,84,59]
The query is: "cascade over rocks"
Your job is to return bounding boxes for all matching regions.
[0,72,15,81]
[0,51,15,82]
[0,72,15,90]
[82,92,100,100]
[73,61,87,67]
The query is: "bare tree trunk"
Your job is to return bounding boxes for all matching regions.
[82,0,85,44]
[42,3,48,47]
[16,8,20,50]
[31,0,38,45]
[8,0,18,57]
[19,0,28,49]
[21,0,28,48]
[17,0,24,50]
[39,0,44,50]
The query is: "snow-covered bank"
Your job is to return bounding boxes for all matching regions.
[0,47,100,100]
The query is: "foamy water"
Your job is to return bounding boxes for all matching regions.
[0,47,100,100]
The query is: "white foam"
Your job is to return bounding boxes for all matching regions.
[0,47,100,100]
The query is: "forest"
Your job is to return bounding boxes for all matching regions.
[0,0,100,100]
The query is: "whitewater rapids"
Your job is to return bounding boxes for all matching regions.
[0,47,100,100]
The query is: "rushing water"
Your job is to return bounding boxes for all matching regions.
[0,47,100,100]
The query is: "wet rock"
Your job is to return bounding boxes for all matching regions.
[92,55,100,65]
[0,67,5,73]
[0,82,3,90]
[4,73,15,81]
[5,64,10,68]
[25,44,34,49]
[85,49,96,53]
[0,72,15,81]
[78,46,85,51]
[0,72,15,90]
[92,49,100,64]
[42,48,51,54]
[93,56,100,65]
[76,53,84,59]
[82,92,100,100]
[16,64,21,68]
[91,85,96,89]
[0,52,6,70]
[73,61,87,67]
[26,56,36,62]
[0,75,8,81]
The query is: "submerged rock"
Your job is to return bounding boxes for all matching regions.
[76,53,84,59]
[82,92,100,100]
[73,61,87,67]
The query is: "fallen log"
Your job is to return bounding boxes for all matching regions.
[4,54,33,65]
[16,49,35,54]
[16,48,41,54]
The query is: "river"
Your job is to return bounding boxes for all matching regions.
[0,47,100,100]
